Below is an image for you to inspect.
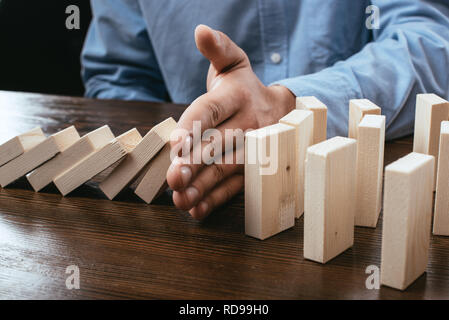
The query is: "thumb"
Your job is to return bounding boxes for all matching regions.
[194,24,249,74]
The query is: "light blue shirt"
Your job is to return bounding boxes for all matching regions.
[82,0,449,139]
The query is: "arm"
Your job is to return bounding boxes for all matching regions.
[275,0,449,140]
[167,1,449,218]
[81,0,169,102]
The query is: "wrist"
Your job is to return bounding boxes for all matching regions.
[267,85,296,119]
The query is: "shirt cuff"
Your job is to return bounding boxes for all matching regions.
[271,68,360,138]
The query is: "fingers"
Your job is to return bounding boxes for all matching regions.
[167,117,247,191]
[171,24,250,143]
[168,89,238,176]
[167,137,221,191]
[172,162,242,211]
[175,87,239,140]
[194,24,249,74]
[170,146,244,211]
[188,174,244,220]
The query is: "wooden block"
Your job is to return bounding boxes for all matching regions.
[381,152,434,291]
[245,123,297,240]
[27,125,115,191]
[0,127,46,166]
[413,93,449,189]
[279,109,314,218]
[348,99,381,139]
[433,121,449,235]
[304,136,357,264]
[54,128,142,196]
[134,144,171,204]
[355,115,385,228]
[100,118,177,200]
[296,96,327,144]
[0,126,79,187]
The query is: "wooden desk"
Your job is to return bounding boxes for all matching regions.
[0,91,448,300]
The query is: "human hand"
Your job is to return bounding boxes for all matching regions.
[167,24,295,220]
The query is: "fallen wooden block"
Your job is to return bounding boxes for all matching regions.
[27,125,115,192]
[100,118,177,200]
[54,128,142,196]
[381,152,434,291]
[348,99,381,139]
[245,123,297,240]
[0,127,46,166]
[355,115,386,228]
[134,144,171,204]
[0,126,79,187]
[304,136,357,264]
[296,96,327,144]
[279,109,313,218]
[413,93,449,189]
[433,121,449,236]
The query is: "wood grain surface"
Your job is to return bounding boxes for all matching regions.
[0,91,448,300]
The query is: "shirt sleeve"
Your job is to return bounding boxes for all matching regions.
[81,0,169,102]
[274,0,449,140]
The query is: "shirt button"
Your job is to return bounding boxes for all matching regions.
[270,52,282,64]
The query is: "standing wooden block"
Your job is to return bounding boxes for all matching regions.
[296,96,327,144]
[100,118,177,200]
[304,136,357,264]
[355,115,385,228]
[53,128,142,196]
[245,123,297,240]
[433,121,449,235]
[413,93,449,189]
[279,109,314,218]
[0,126,79,187]
[134,144,171,204]
[348,99,381,139]
[27,125,115,191]
[381,152,434,291]
[0,127,46,167]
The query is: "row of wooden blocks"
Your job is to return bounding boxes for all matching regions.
[0,118,178,204]
[2,93,448,292]
[245,93,449,291]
